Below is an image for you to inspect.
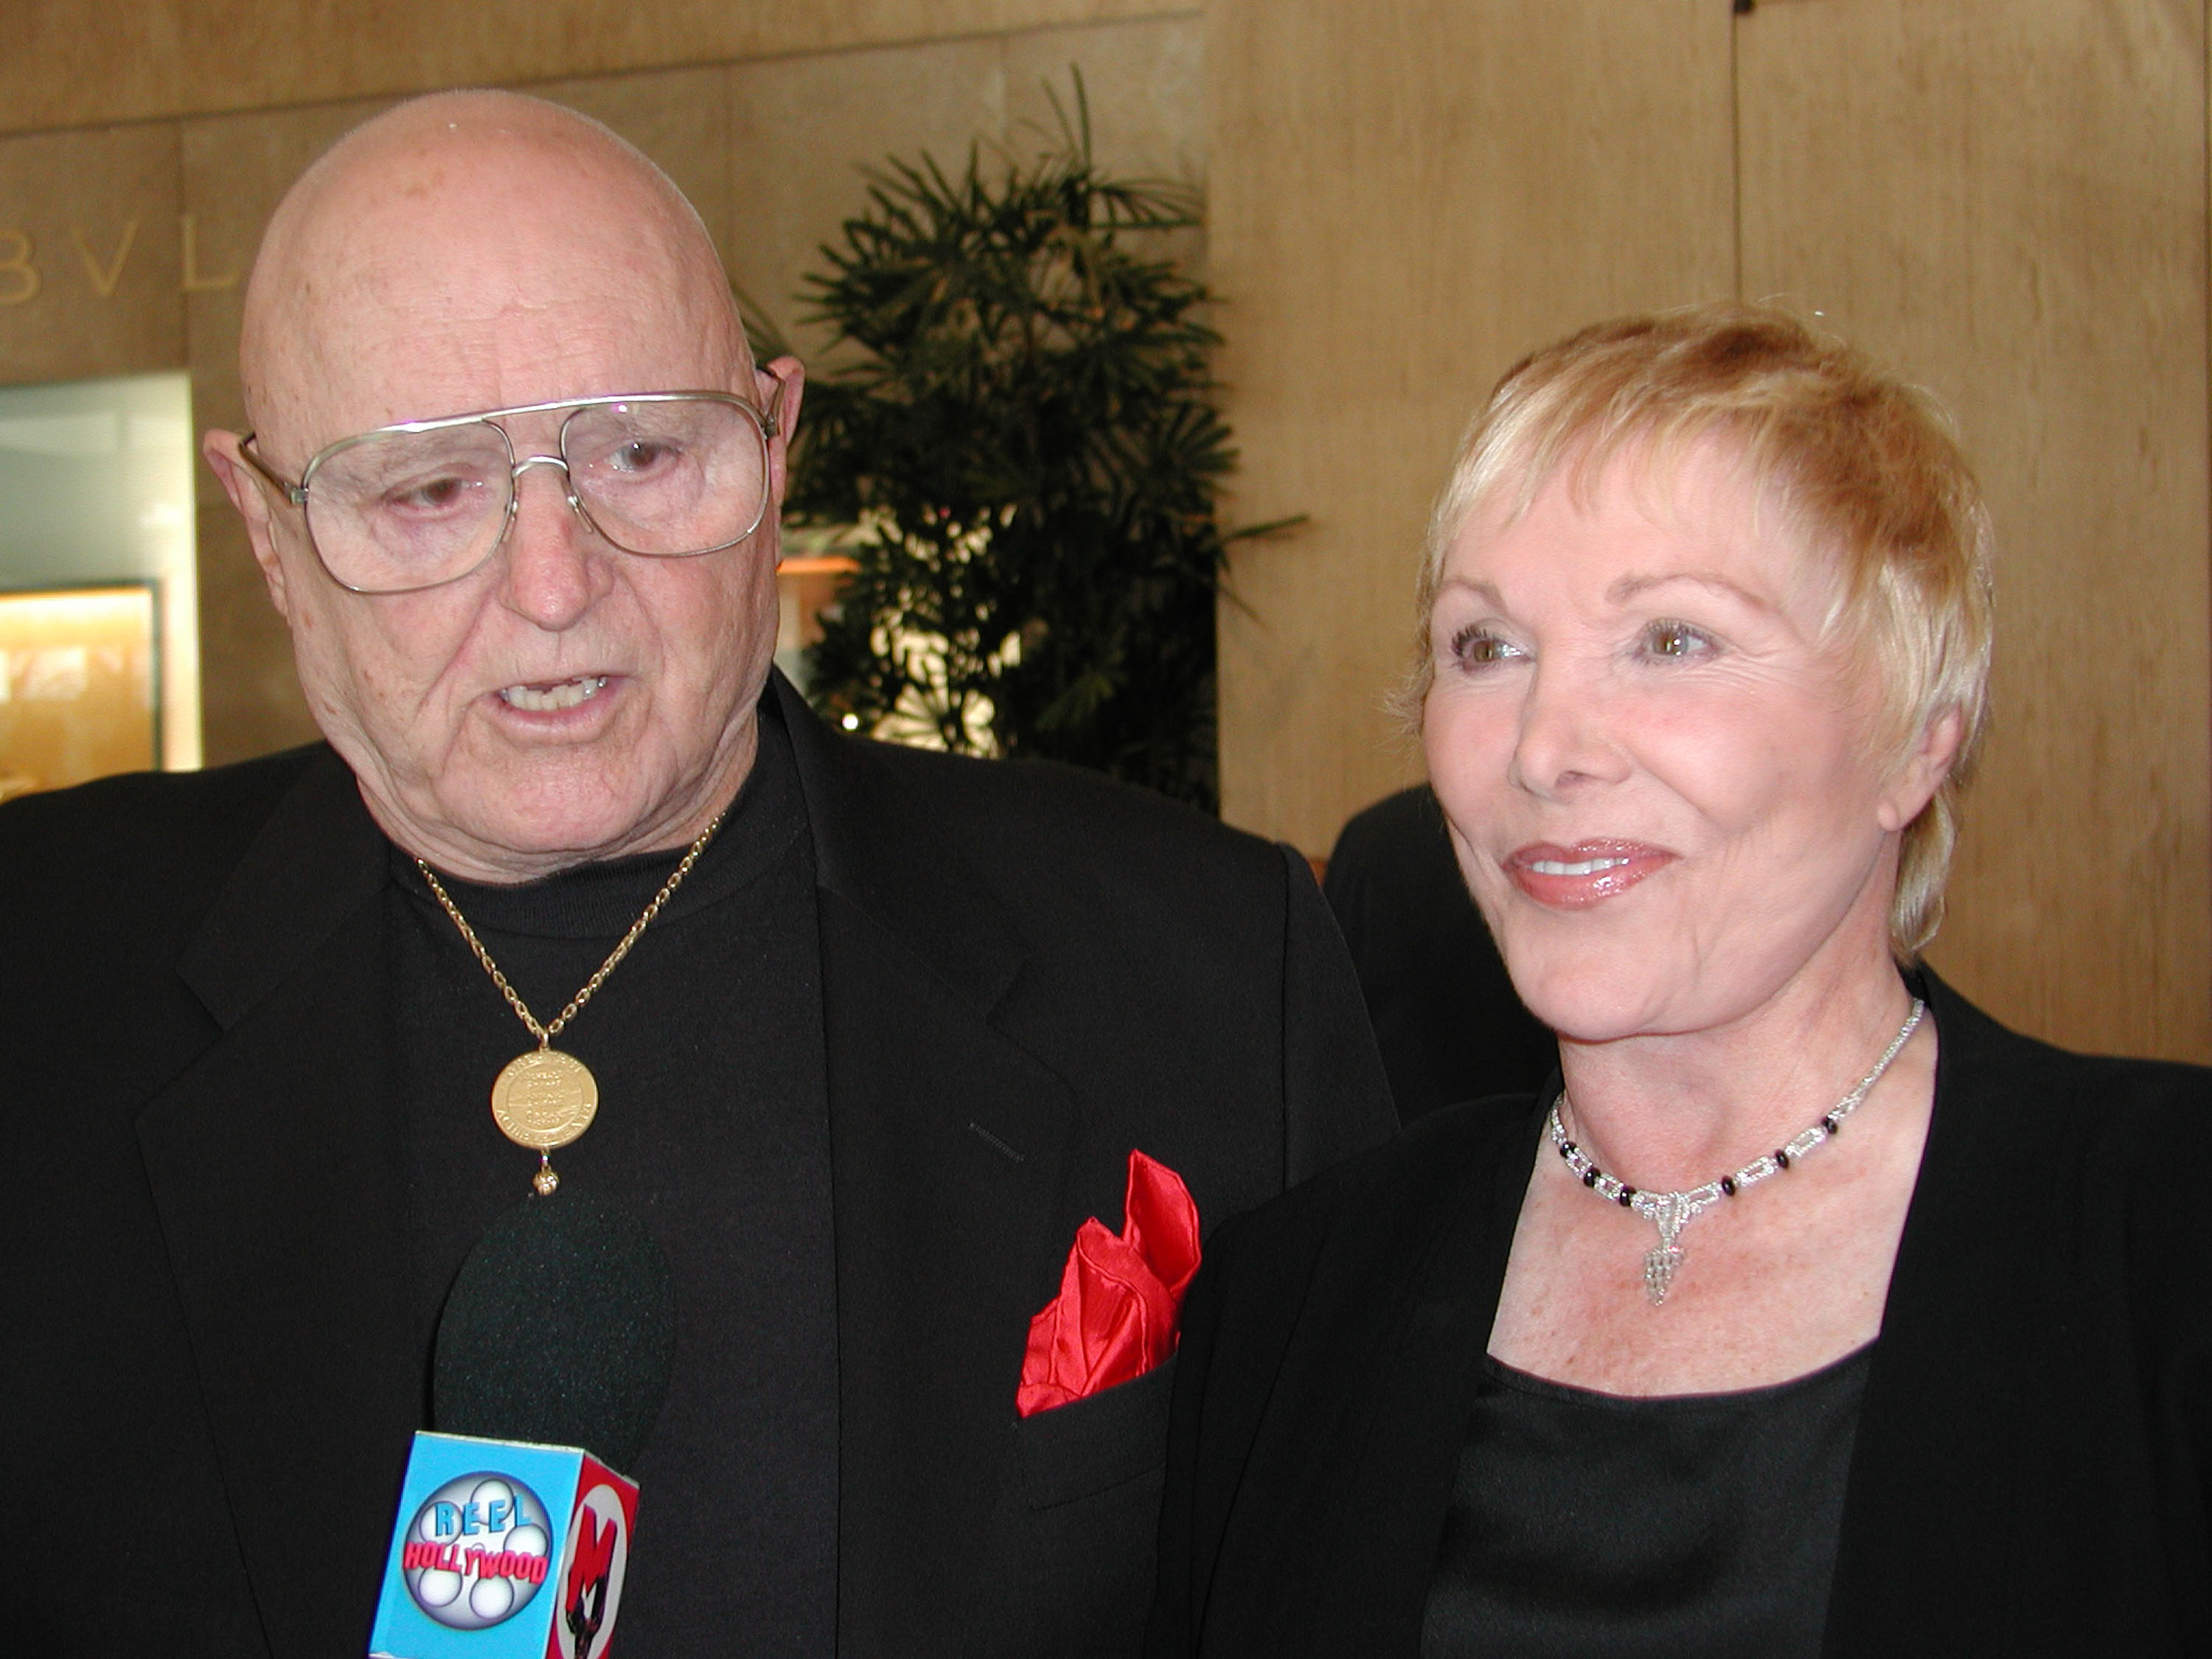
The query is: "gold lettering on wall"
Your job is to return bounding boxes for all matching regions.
[0,231,38,305]
[179,215,237,293]
[70,218,139,299]
[0,212,243,309]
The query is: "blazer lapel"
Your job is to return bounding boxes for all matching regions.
[1823,973,2042,1655]
[136,752,420,1654]
[778,681,1082,1655]
[1310,1099,1540,1652]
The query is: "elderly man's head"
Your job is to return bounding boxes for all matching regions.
[205,91,801,880]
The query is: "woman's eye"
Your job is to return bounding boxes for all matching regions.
[1641,620,1716,661]
[1449,626,1523,669]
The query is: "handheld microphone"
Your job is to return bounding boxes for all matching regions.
[369,1197,675,1658]
[434,1192,678,1472]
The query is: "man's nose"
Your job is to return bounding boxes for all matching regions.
[1507,655,1629,799]
[498,455,605,630]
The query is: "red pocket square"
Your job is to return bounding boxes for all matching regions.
[1016,1149,1200,1417]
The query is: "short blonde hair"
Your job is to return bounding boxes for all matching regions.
[1410,303,1993,956]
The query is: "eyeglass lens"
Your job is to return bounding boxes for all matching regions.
[304,397,769,593]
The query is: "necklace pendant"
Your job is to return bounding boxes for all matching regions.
[491,1048,600,1158]
[1639,1192,1694,1305]
[532,1154,560,1197]
[1643,1242,1683,1304]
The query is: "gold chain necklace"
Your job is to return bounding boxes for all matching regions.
[415,810,726,1196]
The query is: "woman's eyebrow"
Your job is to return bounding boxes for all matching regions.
[1605,570,1778,613]
[1436,576,1508,611]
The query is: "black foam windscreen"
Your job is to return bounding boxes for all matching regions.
[433,1193,677,1474]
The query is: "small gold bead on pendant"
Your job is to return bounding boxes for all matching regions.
[533,1164,561,1197]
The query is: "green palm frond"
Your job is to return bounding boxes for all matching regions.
[762,70,1289,810]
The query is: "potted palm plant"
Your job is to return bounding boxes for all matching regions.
[759,82,1270,812]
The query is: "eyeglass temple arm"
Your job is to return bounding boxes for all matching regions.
[236,434,309,507]
[757,363,791,441]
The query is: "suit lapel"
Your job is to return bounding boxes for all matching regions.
[776,673,1026,1019]
[1823,973,2042,1655]
[136,751,420,1654]
[1302,1099,1542,1653]
[778,681,1082,1654]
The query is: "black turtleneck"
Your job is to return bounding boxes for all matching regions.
[386,699,833,1657]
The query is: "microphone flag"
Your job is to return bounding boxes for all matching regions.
[369,1430,639,1659]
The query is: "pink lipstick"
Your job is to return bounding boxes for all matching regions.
[1505,840,1675,908]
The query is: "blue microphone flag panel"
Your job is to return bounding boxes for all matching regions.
[370,1430,637,1659]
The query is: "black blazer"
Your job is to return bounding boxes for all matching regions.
[1322,785,1555,1119]
[0,676,1394,1659]
[1149,973,2212,1657]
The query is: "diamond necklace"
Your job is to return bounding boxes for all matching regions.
[1548,998,1925,1305]
[415,810,726,1197]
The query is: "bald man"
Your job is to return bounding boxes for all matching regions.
[0,93,1390,1658]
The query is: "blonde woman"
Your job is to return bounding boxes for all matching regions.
[1148,305,2212,1658]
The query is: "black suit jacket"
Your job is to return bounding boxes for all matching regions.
[1149,973,2212,1657]
[1,677,1394,1658]
[1322,786,1554,1121]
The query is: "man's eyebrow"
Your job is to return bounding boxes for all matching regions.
[1606,571,1778,612]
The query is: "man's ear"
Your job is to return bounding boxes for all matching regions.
[201,429,293,620]
[1877,706,1966,833]
[757,355,804,506]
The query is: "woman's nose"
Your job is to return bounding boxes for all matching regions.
[1508,657,1628,798]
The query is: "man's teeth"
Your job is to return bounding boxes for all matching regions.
[499,676,608,712]
[1529,856,1632,877]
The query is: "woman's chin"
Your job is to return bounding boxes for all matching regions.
[1509,964,1679,1047]
[1542,1012,1666,1048]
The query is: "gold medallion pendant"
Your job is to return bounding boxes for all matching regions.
[414,808,725,1197]
[491,1048,601,1150]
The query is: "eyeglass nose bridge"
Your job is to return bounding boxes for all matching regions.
[494,448,602,551]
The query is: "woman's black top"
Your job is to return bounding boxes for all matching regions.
[1422,1343,1873,1658]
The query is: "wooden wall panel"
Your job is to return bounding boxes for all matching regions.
[180,99,395,767]
[728,38,1012,353]
[1,0,1192,137]
[1208,0,1737,856]
[1738,0,2212,1061]
[0,124,184,386]
[4,1,188,142]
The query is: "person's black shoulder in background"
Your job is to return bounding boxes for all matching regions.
[1324,784,1554,1121]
